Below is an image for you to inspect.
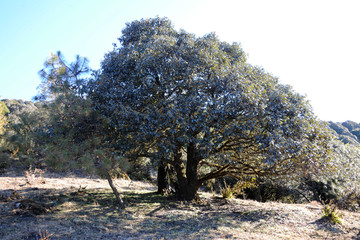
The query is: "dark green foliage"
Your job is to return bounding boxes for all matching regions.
[302,178,338,204]
[127,158,152,181]
[1,100,42,173]
[32,52,127,175]
[0,99,41,155]
[35,51,127,207]
[255,140,360,210]
[244,183,304,203]
[0,105,47,163]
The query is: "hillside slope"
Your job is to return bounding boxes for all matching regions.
[328,120,360,146]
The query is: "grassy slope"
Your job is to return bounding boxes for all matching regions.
[1,175,360,240]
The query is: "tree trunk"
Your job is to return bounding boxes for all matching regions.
[173,142,201,200]
[157,161,170,194]
[106,172,125,209]
[173,161,199,200]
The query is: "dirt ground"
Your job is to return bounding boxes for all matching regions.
[1,172,360,240]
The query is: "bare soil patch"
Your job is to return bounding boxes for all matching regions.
[1,174,360,239]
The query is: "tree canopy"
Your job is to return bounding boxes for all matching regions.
[90,17,332,200]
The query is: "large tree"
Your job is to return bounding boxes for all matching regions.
[91,17,332,200]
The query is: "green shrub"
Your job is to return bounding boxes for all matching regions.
[220,178,258,199]
[300,140,360,209]
[220,183,235,199]
[321,202,343,225]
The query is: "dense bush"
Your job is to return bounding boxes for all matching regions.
[244,183,305,203]
[316,141,360,210]
[245,140,360,211]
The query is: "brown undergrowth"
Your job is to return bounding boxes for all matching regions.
[1,175,360,240]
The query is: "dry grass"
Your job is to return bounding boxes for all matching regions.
[1,174,360,240]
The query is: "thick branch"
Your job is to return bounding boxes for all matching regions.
[199,164,230,183]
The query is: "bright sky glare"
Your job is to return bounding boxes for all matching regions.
[0,0,359,122]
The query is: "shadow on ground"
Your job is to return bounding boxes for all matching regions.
[0,188,357,239]
[0,188,280,239]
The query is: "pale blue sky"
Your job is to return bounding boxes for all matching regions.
[1,0,359,122]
